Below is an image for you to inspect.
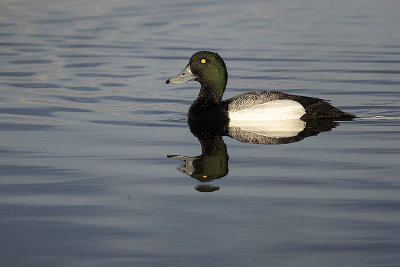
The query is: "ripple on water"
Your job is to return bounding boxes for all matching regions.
[67,86,101,92]
[0,164,76,177]
[101,83,126,87]
[28,33,99,41]
[0,42,43,47]
[0,72,36,77]
[6,83,60,88]
[91,120,183,128]
[103,95,191,105]
[9,59,53,64]
[0,107,91,117]
[63,62,108,68]
[56,96,100,104]
[15,49,48,53]
[0,23,17,27]
[75,73,142,78]
[0,52,19,56]
[0,123,55,131]
[55,43,136,50]
[0,33,15,37]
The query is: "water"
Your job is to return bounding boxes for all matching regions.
[1,0,400,266]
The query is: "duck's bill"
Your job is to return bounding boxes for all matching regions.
[166,65,196,84]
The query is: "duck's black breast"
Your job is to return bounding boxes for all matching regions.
[188,100,229,123]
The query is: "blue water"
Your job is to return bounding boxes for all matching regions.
[1,0,400,266]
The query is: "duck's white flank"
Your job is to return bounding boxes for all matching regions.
[228,99,306,121]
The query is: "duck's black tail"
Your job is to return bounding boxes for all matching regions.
[302,100,355,120]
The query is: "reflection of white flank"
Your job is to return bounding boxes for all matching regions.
[228,99,306,121]
[229,119,305,138]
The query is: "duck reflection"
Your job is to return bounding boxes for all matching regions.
[168,134,228,193]
[168,118,342,192]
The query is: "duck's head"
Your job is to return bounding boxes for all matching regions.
[166,51,228,103]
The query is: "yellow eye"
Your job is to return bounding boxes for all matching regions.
[201,58,206,64]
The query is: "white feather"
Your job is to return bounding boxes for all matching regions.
[228,99,306,121]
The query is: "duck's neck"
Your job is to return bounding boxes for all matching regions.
[196,85,221,103]
[196,78,227,104]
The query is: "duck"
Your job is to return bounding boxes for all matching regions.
[166,51,354,123]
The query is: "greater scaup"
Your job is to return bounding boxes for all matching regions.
[166,51,354,122]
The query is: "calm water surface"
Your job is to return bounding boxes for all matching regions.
[1,0,400,266]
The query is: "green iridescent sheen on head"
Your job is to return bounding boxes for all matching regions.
[188,51,228,103]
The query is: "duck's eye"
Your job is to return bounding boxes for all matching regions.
[200,58,206,64]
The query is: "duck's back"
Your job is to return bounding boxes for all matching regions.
[225,91,354,120]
